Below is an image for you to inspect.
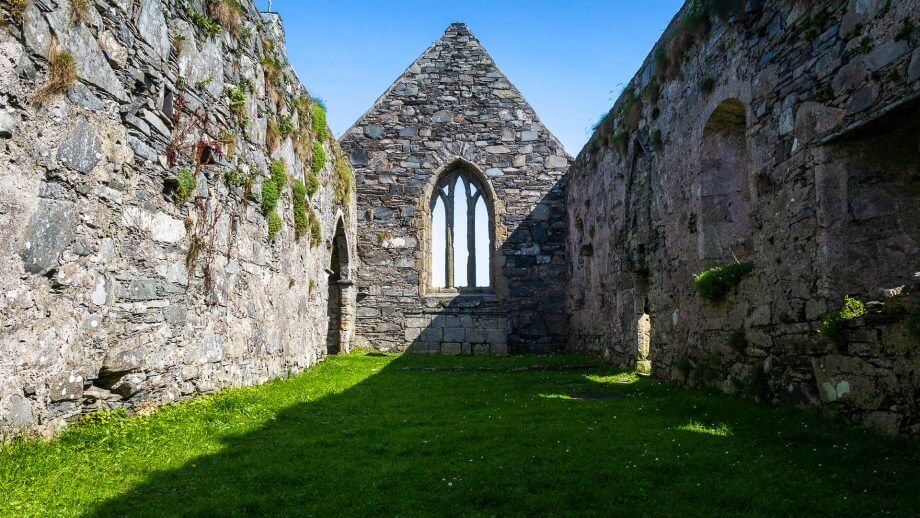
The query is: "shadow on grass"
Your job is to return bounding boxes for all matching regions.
[88,352,920,516]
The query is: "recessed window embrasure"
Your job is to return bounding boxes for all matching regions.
[430,168,492,292]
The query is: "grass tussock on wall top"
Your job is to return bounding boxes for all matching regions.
[1,353,919,516]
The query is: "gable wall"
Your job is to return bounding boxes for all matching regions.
[341,24,570,354]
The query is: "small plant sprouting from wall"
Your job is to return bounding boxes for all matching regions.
[309,206,321,247]
[175,167,197,203]
[261,54,283,106]
[311,141,326,174]
[205,0,243,37]
[267,210,282,240]
[800,7,831,40]
[185,7,222,38]
[376,231,393,244]
[312,103,328,143]
[306,170,319,198]
[227,84,250,127]
[821,296,866,346]
[33,42,77,104]
[292,179,308,240]
[278,115,294,139]
[70,0,88,23]
[693,261,754,302]
[331,141,353,205]
[219,129,236,156]
[261,174,279,213]
[165,84,227,171]
[6,0,28,23]
[266,116,281,152]
[261,160,289,240]
[699,76,715,94]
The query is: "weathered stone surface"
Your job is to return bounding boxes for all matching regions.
[0,3,356,436]
[4,395,33,428]
[18,200,76,275]
[136,0,171,58]
[57,119,102,173]
[566,0,919,437]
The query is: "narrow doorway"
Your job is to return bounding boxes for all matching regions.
[326,220,348,355]
[635,273,653,375]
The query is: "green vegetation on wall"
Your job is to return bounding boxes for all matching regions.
[292,179,308,240]
[227,84,250,127]
[175,168,197,204]
[693,262,754,302]
[311,142,326,174]
[312,104,328,143]
[821,296,866,346]
[185,7,222,38]
[267,210,282,240]
[332,142,353,205]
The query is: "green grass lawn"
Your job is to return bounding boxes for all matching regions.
[1,352,918,516]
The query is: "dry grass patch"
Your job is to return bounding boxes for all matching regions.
[70,0,89,23]
[33,42,77,104]
[206,0,242,37]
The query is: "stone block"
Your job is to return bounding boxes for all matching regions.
[485,329,507,344]
[441,342,462,355]
[443,327,465,342]
[404,326,422,342]
[18,200,76,275]
[490,341,508,355]
[57,118,101,173]
[466,327,486,343]
[419,327,442,342]
[50,373,83,402]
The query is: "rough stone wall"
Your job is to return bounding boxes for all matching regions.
[340,23,570,354]
[0,0,356,435]
[566,0,920,435]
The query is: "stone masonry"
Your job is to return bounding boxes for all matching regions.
[341,23,570,354]
[566,0,920,436]
[2,0,919,441]
[0,0,356,435]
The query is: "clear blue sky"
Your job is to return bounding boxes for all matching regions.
[254,0,684,155]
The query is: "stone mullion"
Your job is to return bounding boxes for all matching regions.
[467,184,478,288]
[444,182,455,288]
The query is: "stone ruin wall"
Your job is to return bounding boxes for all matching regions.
[566,0,919,436]
[341,24,570,355]
[0,0,356,435]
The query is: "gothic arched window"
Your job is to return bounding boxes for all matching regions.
[430,168,492,290]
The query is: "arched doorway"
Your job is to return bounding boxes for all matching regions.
[326,217,350,355]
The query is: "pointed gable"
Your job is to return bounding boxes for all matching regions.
[341,22,571,355]
[342,23,568,158]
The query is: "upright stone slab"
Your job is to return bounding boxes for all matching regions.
[341,23,571,354]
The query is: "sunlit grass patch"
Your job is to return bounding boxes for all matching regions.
[539,393,575,400]
[1,352,918,516]
[678,420,733,437]
[586,372,640,385]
